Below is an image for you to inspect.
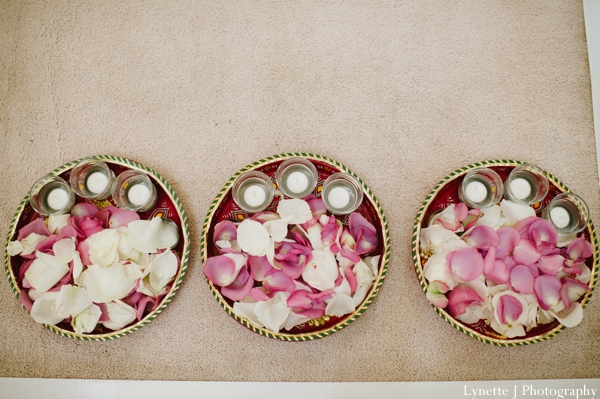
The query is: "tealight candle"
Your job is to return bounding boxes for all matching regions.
[46,188,70,210]
[286,171,309,194]
[550,206,570,229]
[509,177,531,200]
[86,172,109,194]
[127,184,151,206]
[244,185,267,207]
[464,181,488,203]
[327,186,350,209]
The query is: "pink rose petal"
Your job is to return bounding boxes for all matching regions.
[447,247,484,282]
[560,278,589,309]
[349,213,378,256]
[214,220,237,242]
[221,267,255,301]
[263,269,295,293]
[485,259,509,284]
[446,286,482,317]
[203,255,237,286]
[249,256,274,281]
[534,275,562,311]
[344,266,358,295]
[426,280,450,308]
[250,287,271,302]
[17,218,51,241]
[497,227,521,252]
[286,290,312,310]
[464,225,499,250]
[70,203,99,218]
[514,216,540,239]
[483,246,497,274]
[77,240,92,265]
[497,294,523,325]
[566,237,593,262]
[512,239,541,266]
[528,219,558,249]
[509,265,534,294]
[537,255,565,276]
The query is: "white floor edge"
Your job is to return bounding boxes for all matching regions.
[584,0,600,185]
[1,378,599,399]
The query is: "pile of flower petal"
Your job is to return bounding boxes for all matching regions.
[8,203,180,334]
[421,200,593,338]
[203,197,380,333]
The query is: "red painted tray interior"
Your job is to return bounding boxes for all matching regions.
[9,162,185,334]
[207,159,385,334]
[419,165,593,339]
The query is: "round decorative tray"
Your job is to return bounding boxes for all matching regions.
[412,159,599,346]
[200,152,390,341]
[4,155,190,341]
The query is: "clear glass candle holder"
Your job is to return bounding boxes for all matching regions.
[69,158,116,200]
[275,157,318,199]
[112,170,157,212]
[458,167,503,209]
[503,164,549,205]
[542,192,590,234]
[232,171,275,213]
[321,173,363,215]
[29,175,76,216]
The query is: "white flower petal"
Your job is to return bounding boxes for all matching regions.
[127,220,157,253]
[116,227,141,261]
[553,302,584,328]
[30,292,62,325]
[52,284,93,319]
[284,311,311,331]
[237,219,271,256]
[148,250,178,292]
[53,238,76,264]
[72,304,102,334]
[500,199,536,225]
[48,214,69,234]
[276,199,312,224]
[233,301,264,328]
[7,240,23,256]
[254,291,291,333]
[263,216,294,242]
[325,293,355,317]
[306,224,325,251]
[352,284,371,307]
[25,252,70,293]
[103,300,137,330]
[150,217,179,250]
[423,253,457,290]
[79,263,137,303]
[72,251,83,281]
[20,233,47,256]
[420,225,461,254]
[88,229,120,267]
[333,268,351,296]
[475,205,502,228]
[303,246,339,291]
[365,255,381,277]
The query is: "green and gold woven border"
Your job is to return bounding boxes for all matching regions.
[412,159,599,346]
[4,155,191,341]
[200,152,391,341]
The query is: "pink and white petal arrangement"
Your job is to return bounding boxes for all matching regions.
[420,199,593,339]
[203,196,380,334]
[7,203,181,335]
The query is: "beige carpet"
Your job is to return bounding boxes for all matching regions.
[1,0,598,382]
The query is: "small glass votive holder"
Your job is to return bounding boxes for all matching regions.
[29,175,76,216]
[321,173,363,215]
[458,167,503,209]
[275,157,318,199]
[112,170,157,212]
[69,158,116,200]
[542,192,589,234]
[232,171,275,213]
[503,164,549,205]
